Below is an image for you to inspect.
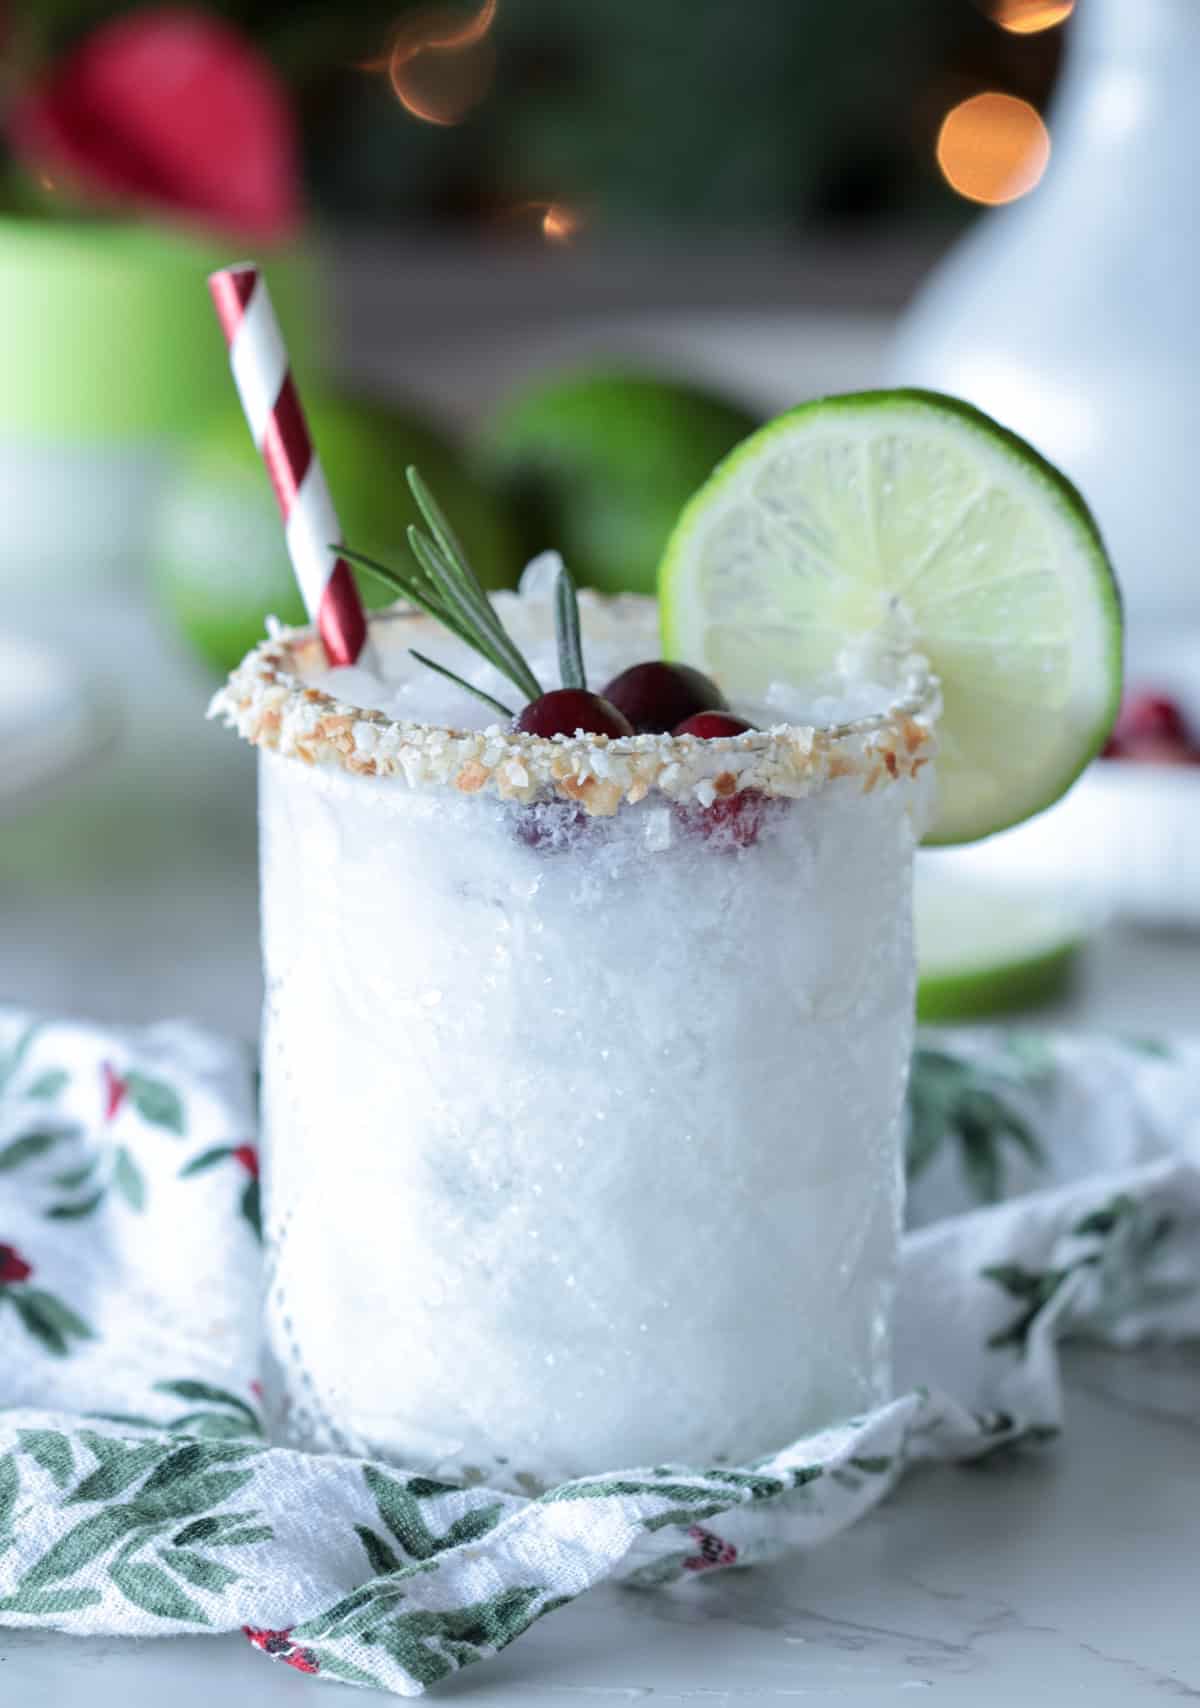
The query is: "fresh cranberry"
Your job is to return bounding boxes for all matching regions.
[600,661,728,734]
[674,790,782,849]
[233,1144,260,1179]
[514,689,634,739]
[0,1244,32,1285]
[1111,692,1193,749]
[672,712,754,739]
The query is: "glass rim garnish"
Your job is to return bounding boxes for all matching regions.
[340,465,591,721]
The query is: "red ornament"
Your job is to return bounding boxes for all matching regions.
[8,9,300,240]
[233,1144,260,1179]
[0,1244,32,1285]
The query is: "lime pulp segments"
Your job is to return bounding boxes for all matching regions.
[658,390,1123,844]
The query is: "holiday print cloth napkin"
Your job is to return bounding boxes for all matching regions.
[2,1009,1199,1696]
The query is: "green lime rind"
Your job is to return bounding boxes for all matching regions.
[659,388,1123,846]
[479,369,760,599]
[917,936,1081,1022]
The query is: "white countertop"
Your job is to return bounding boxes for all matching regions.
[4,1343,1199,1704]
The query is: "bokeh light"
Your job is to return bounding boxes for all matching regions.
[937,93,1051,206]
[364,0,498,127]
[541,203,582,244]
[989,0,1075,35]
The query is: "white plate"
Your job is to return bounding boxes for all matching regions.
[937,627,1200,927]
[0,633,118,819]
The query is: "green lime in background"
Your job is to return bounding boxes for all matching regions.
[915,872,1088,1021]
[151,393,523,673]
[479,370,760,597]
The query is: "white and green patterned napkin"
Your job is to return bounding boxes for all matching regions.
[2,1009,1199,1695]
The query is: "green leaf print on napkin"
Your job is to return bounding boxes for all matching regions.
[179,1146,262,1240]
[0,1246,93,1357]
[293,1582,545,1691]
[982,1192,1189,1351]
[908,1045,1046,1202]
[356,1466,505,1571]
[1,1435,272,1623]
[122,1072,185,1135]
[0,1128,81,1174]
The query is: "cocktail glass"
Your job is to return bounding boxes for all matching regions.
[215,593,934,1490]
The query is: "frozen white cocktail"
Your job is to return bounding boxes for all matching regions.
[221,579,933,1485]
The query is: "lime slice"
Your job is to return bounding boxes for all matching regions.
[659,389,1122,843]
[915,871,1088,1021]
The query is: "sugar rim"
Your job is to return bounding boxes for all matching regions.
[209,605,939,815]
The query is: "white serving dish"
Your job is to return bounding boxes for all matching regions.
[938,629,1200,928]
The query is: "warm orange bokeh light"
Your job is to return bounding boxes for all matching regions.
[990,0,1074,34]
[541,203,581,244]
[364,0,498,127]
[937,93,1051,206]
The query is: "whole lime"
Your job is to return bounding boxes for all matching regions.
[152,393,522,673]
[478,370,760,596]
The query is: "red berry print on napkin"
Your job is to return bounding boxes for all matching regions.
[180,1143,262,1240]
[243,1627,320,1674]
[232,1144,260,1180]
[0,1243,32,1284]
[102,1062,128,1122]
[0,1243,92,1355]
[683,1525,738,1572]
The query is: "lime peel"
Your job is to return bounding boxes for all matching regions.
[659,388,1122,845]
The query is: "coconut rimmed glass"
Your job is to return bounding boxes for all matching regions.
[212,605,937,1493]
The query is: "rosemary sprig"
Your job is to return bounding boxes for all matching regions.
[337,543,478,653]
[341,466,590,720]
[408,650,515,720]
[555,560,586,690]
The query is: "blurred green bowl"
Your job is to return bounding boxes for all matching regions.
[0,218,313,440]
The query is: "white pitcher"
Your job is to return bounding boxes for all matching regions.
[890,0,1200,636]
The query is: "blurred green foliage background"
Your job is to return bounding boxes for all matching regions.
[8,0,1064,234]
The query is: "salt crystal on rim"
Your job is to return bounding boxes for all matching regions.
[209,594,938,815]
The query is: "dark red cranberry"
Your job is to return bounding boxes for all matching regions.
[674,790,784,849]
[1111,692,1192,749]
[673,712,754,739]
[0,1244,32,1284]
[512,798,590,852]
[513,689,634,739]
[600,661,727,735]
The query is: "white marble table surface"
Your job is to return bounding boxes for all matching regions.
[4,1342,1199,1705]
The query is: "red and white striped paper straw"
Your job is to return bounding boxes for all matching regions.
[209,263,368,667]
